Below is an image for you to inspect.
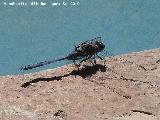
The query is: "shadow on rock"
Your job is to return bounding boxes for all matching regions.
[21,64,107,88]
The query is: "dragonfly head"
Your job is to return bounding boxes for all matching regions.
[95,41,105,52]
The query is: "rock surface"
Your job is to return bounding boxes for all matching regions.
[0,48,160,120]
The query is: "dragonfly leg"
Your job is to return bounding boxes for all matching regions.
[96,53,106,65]
[73,60,80,71]
[89,54,96,65]
[80,55,92,64]
[96,53,103,60]
[93,54,96,64]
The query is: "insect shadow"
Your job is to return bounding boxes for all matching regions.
[21,64,107,88]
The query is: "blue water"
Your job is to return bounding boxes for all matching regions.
[0,0,160,75]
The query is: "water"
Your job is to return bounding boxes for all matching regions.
[0,0,160,75]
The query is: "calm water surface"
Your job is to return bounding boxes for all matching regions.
[0,0,160,75]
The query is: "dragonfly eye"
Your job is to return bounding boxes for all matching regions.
[95,41,105,52]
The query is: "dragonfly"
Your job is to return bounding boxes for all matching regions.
[20,37,105,70]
